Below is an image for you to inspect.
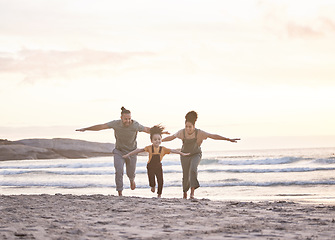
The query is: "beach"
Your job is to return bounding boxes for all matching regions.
[1,194,335,239]
[1,147,335,239]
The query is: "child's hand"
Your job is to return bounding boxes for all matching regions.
[181,152,190,156]
[123,154,129,159]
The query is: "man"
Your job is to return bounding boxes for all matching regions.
[76,107,150,196]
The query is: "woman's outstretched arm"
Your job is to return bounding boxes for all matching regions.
[162,135,177,142]
[207,133,240,143]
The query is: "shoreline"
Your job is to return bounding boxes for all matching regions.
[2,185,335,206]
[1,194,335,239]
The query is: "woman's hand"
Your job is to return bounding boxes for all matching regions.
[228,138,240,143]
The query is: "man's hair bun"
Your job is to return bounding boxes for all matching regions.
[121,106,131,114]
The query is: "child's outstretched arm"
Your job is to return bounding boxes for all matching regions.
[170,149,190,156]
[123,148,145,158]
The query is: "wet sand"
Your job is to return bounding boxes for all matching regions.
[1,194,335,239]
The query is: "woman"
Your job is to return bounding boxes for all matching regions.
[162,111,240,199]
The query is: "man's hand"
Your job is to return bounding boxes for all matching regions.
[76,128,86,132]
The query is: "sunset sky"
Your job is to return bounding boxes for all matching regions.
[1,0,335,150]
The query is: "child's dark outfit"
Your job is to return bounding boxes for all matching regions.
[144,145,171,195]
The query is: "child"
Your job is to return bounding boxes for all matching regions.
[123,125,189,198]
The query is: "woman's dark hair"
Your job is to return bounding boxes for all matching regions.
[121,106,131,115]
[150,125,165,140]
[185,111,198,125]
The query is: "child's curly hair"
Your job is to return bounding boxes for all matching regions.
[150,125,165,140]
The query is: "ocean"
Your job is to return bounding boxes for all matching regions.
[1,147,335,204]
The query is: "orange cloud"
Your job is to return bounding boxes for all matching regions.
[320,17,335,32]
[0,49,155,84]
[286,22,323,38]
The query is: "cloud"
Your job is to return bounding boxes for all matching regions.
[286,22,323,38]
[0,49,155,84]
[285,17,335,39]
[320,17,335,32]
[258,0,335,39]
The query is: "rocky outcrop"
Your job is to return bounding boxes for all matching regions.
[0,138,114,161]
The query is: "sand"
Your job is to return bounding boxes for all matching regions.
[1,194,335,239]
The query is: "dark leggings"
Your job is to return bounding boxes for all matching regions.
[147,161,163,195]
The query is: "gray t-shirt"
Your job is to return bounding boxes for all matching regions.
[107,120,145,152]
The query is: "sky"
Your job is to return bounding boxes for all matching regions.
[1,0,335,151]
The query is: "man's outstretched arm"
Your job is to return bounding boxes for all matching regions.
[76,123,110,132]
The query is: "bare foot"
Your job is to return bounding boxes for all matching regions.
[157,194,161,198]
[190,187,195,199]
[118,191,122,196]
[183,192,187,199]
[130,180,136,190]
[151,186,155,193]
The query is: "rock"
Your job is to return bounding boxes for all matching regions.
[15,138,114,153]
[0,138,114,161]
